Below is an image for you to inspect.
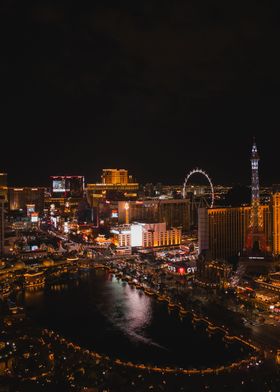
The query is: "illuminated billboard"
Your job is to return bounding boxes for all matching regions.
[26,204,35,216]
[52,179,70,193]
[31,212,39,222]
[111,209,118,218]
[51,176,84,197]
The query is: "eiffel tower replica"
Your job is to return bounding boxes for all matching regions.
[238,139,275,276]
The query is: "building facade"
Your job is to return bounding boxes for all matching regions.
[196,256,232,287]
[198,205,272,260]
[118,199,190,232]
[0,173,8,202]
[101,169,129,185]
[0,197,4,256]
[272,192,280,255]
[51,176,84,198]
[8,187,45,215]
[111,222,182,248]
[87,169,139,203]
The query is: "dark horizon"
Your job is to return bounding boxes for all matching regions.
[1,135,279,188]
[1,1,280,187]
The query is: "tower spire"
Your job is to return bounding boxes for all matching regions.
[245,138,268,253]
[250,137,261,231]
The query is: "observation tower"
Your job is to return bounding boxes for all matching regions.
[246,139,267,252]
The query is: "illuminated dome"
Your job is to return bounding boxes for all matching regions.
[14,261,26,270]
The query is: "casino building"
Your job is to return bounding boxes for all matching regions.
[111,222,181,249]
[45,176,85,217]
[198,204,272,260]
[118,199,190,232]
[86,169,139,203]
[8,187,45,215]
[198,140,280,271]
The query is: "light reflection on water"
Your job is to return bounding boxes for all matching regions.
[24,286,44,304]
[50,283,70,291]
[23,270,250,368]
[107,276,165,349]
[91,274,156,346]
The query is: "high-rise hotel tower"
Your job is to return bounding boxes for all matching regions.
[198,140,273,260]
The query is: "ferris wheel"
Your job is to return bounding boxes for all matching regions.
[182,168,214,208]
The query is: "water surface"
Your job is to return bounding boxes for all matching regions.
[22,270,249,368]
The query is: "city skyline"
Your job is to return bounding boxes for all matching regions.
[1,1,280,186]
[2,3,280,391]
[1,137,279,188]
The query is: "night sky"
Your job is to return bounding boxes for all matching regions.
[1,1,280,187]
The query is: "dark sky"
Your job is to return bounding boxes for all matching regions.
[1,0,280,187]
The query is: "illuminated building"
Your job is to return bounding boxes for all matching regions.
[198,140,276,262]
[95,234,113,247]
[246,140,267,251]
[101,169,129,185]
[196,256,232,287]
[24,271,45,287]
[272,192,280,255]
[256,273,280,294]
[269,272,280,286]
[0,197,4,256]
[50,176,84,198]
[236,141,279,275]
[198,205,272,260]
[111,225,131,247]
[8,187,45,215]
[111,222,181,248]
[0,173,8,202]
[87,169,139,203]
[46,176,85,219]
[118,199,190,232]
